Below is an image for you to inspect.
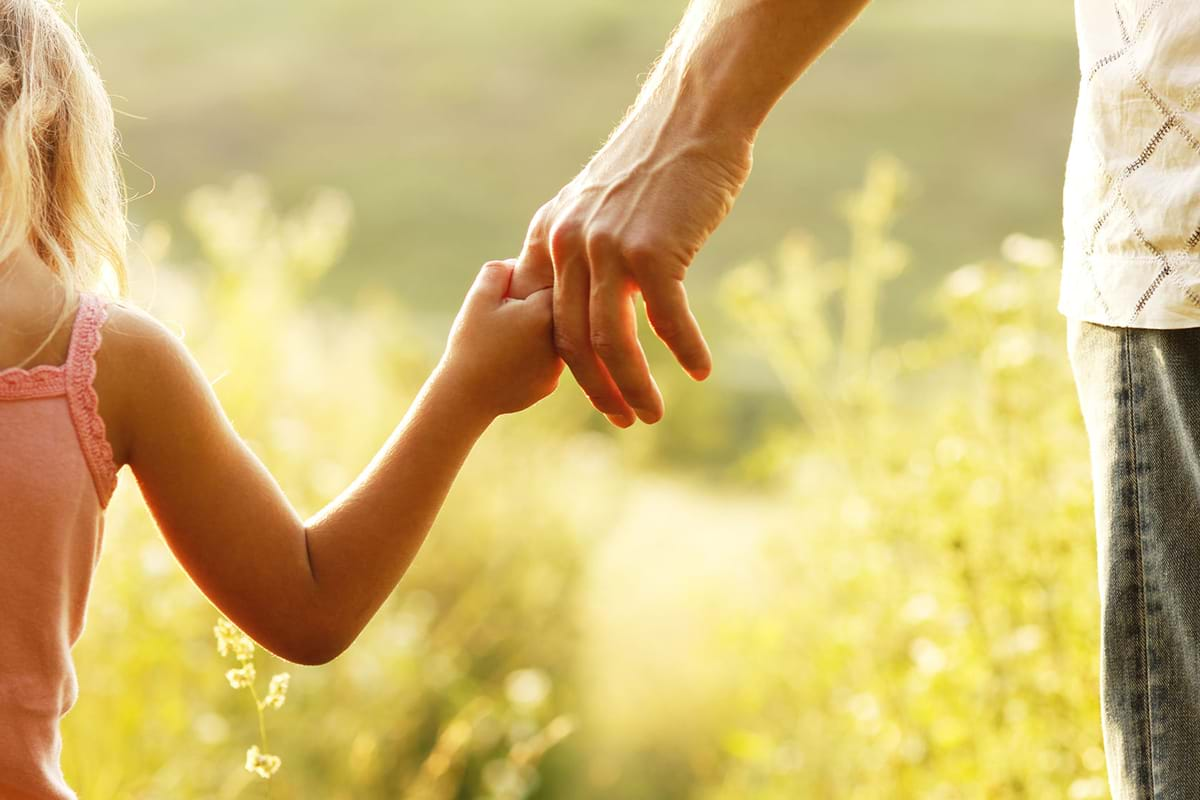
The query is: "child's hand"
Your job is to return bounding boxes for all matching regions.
[435,259,563,419]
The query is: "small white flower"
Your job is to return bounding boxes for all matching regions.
[261,673,290,709]
[225,663,256,690]
[245,744,282,779]
[213,617,255,663]
[214,618,237,657]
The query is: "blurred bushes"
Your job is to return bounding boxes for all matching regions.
[61,161,1104,799]
[710,157,1103,798]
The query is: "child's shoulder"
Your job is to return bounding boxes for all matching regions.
[98,300,193,383]
[95,301,201,468]
[99,300,184,359]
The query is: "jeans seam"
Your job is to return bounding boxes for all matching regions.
[1124,327,1156,798]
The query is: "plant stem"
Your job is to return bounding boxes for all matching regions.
[249,681,273,800]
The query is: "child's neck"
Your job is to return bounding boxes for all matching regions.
[0,243,72,370]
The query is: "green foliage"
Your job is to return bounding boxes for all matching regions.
[711,158,1104,798]
[60,159,1105,799]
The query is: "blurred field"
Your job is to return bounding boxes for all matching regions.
[77,0,1078,337]
[52,1,1108,798]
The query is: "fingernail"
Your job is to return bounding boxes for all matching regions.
[606,413,635,428]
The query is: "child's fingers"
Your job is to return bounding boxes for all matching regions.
[508,286,554,331]
[524,286,554,312]
[467,260,515,309]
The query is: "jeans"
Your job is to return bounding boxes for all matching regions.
[1068,319,1200,799]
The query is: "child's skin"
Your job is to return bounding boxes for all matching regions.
[5,247,561,666]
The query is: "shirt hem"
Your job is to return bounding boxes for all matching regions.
[1058,252,1200,330]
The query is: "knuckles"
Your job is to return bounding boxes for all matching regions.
[584,226,618,259]
[547,218,585,267]
[616,237,658,271]
[545,209,660,274]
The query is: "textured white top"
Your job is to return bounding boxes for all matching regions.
[1059,0,1200,328]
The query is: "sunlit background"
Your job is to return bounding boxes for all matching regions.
[59,1,1106,797]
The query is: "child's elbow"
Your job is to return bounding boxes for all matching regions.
[272,621,349,666]
[287,630,349,666]
[288,643,342,667]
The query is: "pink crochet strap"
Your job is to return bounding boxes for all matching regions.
[0,362,66,400]
[65,292,118,507]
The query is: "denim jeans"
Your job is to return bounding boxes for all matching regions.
[1068,318,1200,799]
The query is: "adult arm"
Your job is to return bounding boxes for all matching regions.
[509,0,872,426]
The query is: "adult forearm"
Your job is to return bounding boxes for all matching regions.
[633,0,871,142]
[300,370,492,662]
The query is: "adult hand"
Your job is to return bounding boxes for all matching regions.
[507,0,871,427]
[508,110,753,427]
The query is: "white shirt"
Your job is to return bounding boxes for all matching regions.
[1059,0,1200,328]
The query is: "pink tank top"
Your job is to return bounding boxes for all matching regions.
[0,292,117,799]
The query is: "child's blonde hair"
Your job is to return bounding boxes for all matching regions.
[1,0,126,337]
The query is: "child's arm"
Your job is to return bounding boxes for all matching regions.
[96,261,560,665]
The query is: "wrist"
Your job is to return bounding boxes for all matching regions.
[617,63,758,165]
[641,9,785,147]
[656,47,765,145]
[635,0,851,146]
[588,63,757,194]
[423,362,496,435]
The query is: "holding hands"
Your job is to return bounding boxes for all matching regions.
[497,0,866,428]
[506,116,752,427]
[457,107,752,428]
[437,259,563,420]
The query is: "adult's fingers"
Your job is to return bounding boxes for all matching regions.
[551,250,636,428]
[509,210,556,300]
[640,272,712,381]
[589,272,663,423]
